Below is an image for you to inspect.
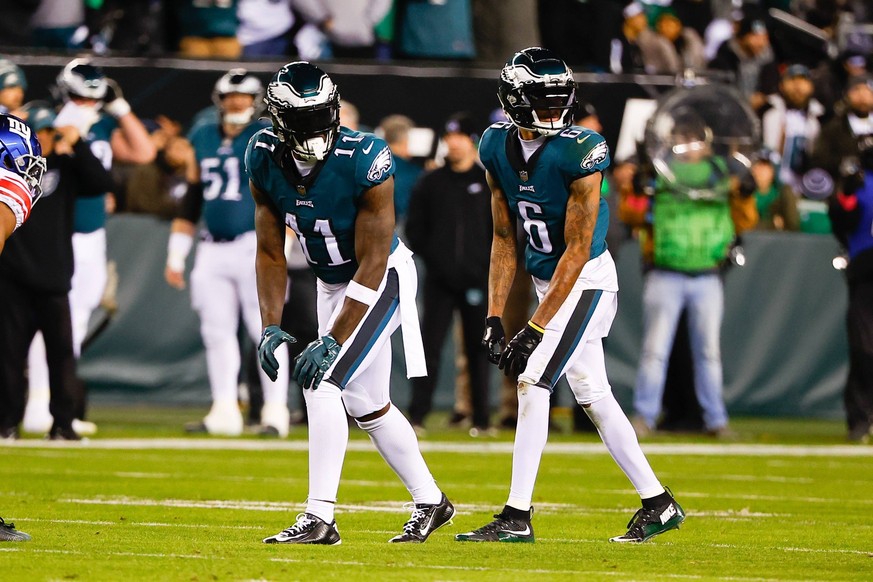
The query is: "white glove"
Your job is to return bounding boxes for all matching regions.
[102,78,132,119]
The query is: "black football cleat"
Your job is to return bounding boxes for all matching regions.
[263,513,341,545]
[47,425,81,441]
[455,505,534,543]
[0,517,31,541]
[609,491,686,543]
[389,493,455,543]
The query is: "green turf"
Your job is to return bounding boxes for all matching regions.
[2,406,872,580]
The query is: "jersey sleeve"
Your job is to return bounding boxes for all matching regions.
[244,129,274,193]
[561,128,611,181]
[478,123,508,176]
[355,135,395,190]
[0,168,34,231]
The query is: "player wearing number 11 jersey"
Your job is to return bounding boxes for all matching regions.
[454,47,685,544]
[248,61,453,545]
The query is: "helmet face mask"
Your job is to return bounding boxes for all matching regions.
[265,62,340,162]
[212,69,264,127]
[0,114,46,201]
[498,47,576,136]
[57,58,107,103]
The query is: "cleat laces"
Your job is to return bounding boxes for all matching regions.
[401,504,430,534]
[623,507,658,538]
[473,513,512,535]
[282,513,316,536]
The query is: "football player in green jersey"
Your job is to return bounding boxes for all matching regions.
[164,69,291,438]
[249,62,454,545]
[454,48,685,544]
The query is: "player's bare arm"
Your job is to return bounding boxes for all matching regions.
[164,161,203,290]
[486,170,517,319]
[329,178,395,345]
[252,179,288,328]
[0,203,15,254]
[529,171,601,327]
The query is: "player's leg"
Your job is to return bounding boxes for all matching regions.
[264,279,347,545]
[458,288,492,432]
[633,270,686,432]
[685,274,730,433]
[188,245,243,436]
[331,266,453,543]
[238,235,290,437]
[69,230,108,357]
[38,292,82,440]
[0,279,37,439]
[22,333,53,434]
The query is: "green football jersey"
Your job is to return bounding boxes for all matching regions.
[478,122,611,280]
[74,114,116,234]
[245,127,398,284]
[189,119,269,241]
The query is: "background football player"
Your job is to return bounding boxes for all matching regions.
[164,69,291,438]
[249,61,454,545]
[454,47,685,544]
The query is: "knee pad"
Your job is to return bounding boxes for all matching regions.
[570,381,611,407]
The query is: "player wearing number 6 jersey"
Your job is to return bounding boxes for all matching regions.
[454,47,685,544]
[165,69,290,438]
[248,61,454,545]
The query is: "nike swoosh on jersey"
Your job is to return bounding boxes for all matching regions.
[576,135,591,145]
[362,142,374,155]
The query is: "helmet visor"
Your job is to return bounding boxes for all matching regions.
[275,104,337,138]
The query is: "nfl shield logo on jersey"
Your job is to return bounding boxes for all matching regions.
[519,170,528,182]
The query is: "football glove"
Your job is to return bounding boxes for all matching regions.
[499,322,544,378]
[102,78,131,118]
[293,334,342,390]
[482,316,506,365]
[258,325,297,382]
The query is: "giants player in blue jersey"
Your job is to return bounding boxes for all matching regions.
[0,113,45,253]
[164,69,291,438]
[249,62,454,545]
[454,48,685,544]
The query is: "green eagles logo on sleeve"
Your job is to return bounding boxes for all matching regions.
[581,140,609,170]
[367,146,392,182]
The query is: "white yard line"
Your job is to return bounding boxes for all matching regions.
[3,438,873,457]
[59,496,788,519]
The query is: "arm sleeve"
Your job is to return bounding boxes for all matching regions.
[178,182,204,223]
[71,139,116,197]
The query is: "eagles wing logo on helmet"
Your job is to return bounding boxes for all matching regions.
[367,146,392,182]
[581,140,609,170]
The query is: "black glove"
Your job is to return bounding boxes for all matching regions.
[499,322,544,378]
[482,316,506,365]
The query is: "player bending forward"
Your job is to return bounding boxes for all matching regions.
[454,48,685,544]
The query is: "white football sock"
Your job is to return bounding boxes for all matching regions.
[356,404,441,505]
[304,383,349,523]
[506,383,551,511]
[584,393,665,498]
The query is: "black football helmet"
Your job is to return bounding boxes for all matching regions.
[498,47,576,136]
[212,68,264,127]
[56,58,107,102]
[264,61,340,161]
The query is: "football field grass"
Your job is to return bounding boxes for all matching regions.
[2,406,872,581]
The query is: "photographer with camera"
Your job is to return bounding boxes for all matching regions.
[809,74,873,443]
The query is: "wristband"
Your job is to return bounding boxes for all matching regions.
[345,280,379,306]
[104,98,131,119]
[167,231,193,271]
[527,320,546,334]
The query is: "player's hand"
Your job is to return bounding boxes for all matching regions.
[499,322,544,378]
[482,316,506,365]
[293,334,341,390]
[164,266,186,290]
[258,325,297,382]
[102,78,132,119]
